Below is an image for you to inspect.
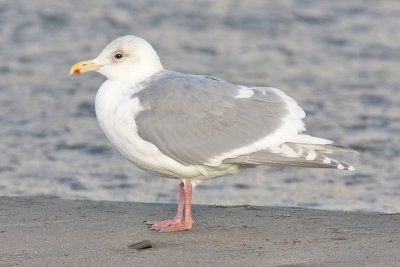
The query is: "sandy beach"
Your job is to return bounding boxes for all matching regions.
[1,196,399,266]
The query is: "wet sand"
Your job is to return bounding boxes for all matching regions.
[1,196,399,266]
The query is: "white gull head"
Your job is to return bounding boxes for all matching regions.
[71,35,164,82]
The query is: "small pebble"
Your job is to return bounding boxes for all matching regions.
[128,240,153,250]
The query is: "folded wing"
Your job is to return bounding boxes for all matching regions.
[134,71,307,166]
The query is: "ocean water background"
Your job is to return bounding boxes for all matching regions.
[1,0,399,213]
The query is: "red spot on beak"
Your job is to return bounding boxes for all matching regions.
[74,69,81,74]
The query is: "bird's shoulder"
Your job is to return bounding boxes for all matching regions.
[131,70,298,112]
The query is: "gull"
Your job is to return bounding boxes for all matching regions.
[69,35,354,232]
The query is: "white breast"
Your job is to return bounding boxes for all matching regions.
[94,80,210,179]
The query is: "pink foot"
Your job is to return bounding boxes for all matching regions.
[152,221,194,232]
[144,219,181,227]
[144,182,185,228]
[145,181,195,232]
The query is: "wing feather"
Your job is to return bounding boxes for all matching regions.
[134,71,305,166]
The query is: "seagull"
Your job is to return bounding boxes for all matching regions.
[69,35,354,232]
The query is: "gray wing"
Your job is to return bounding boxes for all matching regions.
[225,143,355,171]
[133,71,305,166]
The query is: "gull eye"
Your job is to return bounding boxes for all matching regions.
[114,53,123,59]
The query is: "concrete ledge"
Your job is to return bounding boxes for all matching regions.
[0,197,399,266]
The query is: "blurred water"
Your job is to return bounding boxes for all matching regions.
[1,0,399,213]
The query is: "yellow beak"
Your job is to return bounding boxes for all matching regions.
[69,60,102,75]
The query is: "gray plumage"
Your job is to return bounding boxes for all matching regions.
[131,70,355,171]
[132,71,355,171]
[133,71,295,166]
[227,143,354,170]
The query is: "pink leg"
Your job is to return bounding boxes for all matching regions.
[146,181,195,232]
[144,182,185,227]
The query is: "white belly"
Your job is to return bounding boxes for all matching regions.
[94,80,220,180]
